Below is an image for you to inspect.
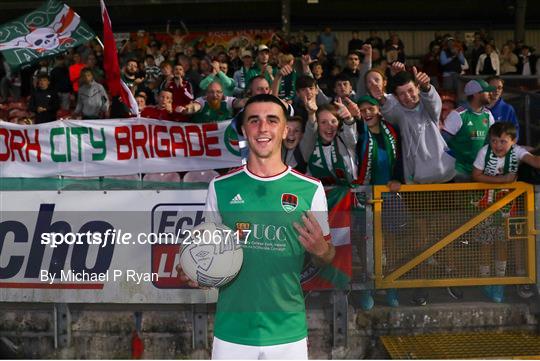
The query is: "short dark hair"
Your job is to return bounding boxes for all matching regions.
[287,115,306,132]
[392,71,416,92]
[334,73,351,85]
[80,67,93,76]
[37,73,49,80]
[296,75,317,90]
[244,94,288,119]
[486,75,503,85]
[489,122,517,140]
[309,60,321,71]
[236,94,289,136]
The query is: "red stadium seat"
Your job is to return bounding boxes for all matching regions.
[143,172,182,182]
[183,170,219,183]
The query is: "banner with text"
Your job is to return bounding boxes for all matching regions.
[0,117,241,178]
[0,186,353,303]
[0,189,216,303]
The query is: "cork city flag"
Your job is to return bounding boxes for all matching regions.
[0,0,95,69]
[302,186,352,290]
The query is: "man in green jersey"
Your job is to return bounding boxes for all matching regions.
[442,79,495,182]
[245,45,278,90]
[179,94,334,359]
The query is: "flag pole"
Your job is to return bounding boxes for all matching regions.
[95,36,104,50]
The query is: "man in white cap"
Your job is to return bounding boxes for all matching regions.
[442,79,495,181]
[233,49,254,97]
[245,44,277,89]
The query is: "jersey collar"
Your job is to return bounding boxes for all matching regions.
[244,164,290,181]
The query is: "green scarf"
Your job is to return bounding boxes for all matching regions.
[357,120,398,185]
[483,144,519,176]
[476,144,519,217]
[308,136,350,185]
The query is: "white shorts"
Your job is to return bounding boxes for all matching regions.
[211,336,308,360]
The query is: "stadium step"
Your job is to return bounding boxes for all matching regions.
[380,331,540,359]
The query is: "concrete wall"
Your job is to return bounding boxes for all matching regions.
[1,294,537,359]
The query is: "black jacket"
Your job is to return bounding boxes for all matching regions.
[29,88,59,124]
[517,54,538,75]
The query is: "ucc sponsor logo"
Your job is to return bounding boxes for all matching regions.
[236,222,287,242]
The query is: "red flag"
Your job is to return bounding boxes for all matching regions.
[100,0,138,116]
[302,187,352,291]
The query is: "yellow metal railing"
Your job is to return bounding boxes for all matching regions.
[372,182,536,289]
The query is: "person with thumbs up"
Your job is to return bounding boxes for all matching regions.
[302,96,358,186]
[370,65,455,184]
[370,65,456,306]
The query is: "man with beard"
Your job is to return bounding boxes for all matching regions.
[199,60,236,96]
[233,50,254,97]
[180,81,241,123]
[122,58,144,95]
[442,79,495,182]
[164,64,194,121]
[245,45,278,89]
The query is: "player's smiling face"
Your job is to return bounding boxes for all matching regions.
[242,102,288,159]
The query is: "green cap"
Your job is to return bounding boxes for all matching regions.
[356,95,379,106]
[464,79,496,95]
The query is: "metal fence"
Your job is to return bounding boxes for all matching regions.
[371,182,535,289]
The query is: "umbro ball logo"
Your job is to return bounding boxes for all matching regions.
[281,193,298,213]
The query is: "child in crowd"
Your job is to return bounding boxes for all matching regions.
[305,101,357,186]
[472,122,540,302]
[355,95,403,310]
[282,115,308,173]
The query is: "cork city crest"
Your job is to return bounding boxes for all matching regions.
[281,193,298,213]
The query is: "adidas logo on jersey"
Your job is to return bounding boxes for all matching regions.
[467,121,473,126]
[230,194,244,204]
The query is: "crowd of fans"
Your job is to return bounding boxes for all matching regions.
[0,28,538,125]
[1,28,540,308]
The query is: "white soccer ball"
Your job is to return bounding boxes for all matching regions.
[179,222,243,288]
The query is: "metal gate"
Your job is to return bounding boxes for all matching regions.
[372,182,536,289]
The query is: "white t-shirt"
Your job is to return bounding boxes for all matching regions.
[473,144,530,175]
